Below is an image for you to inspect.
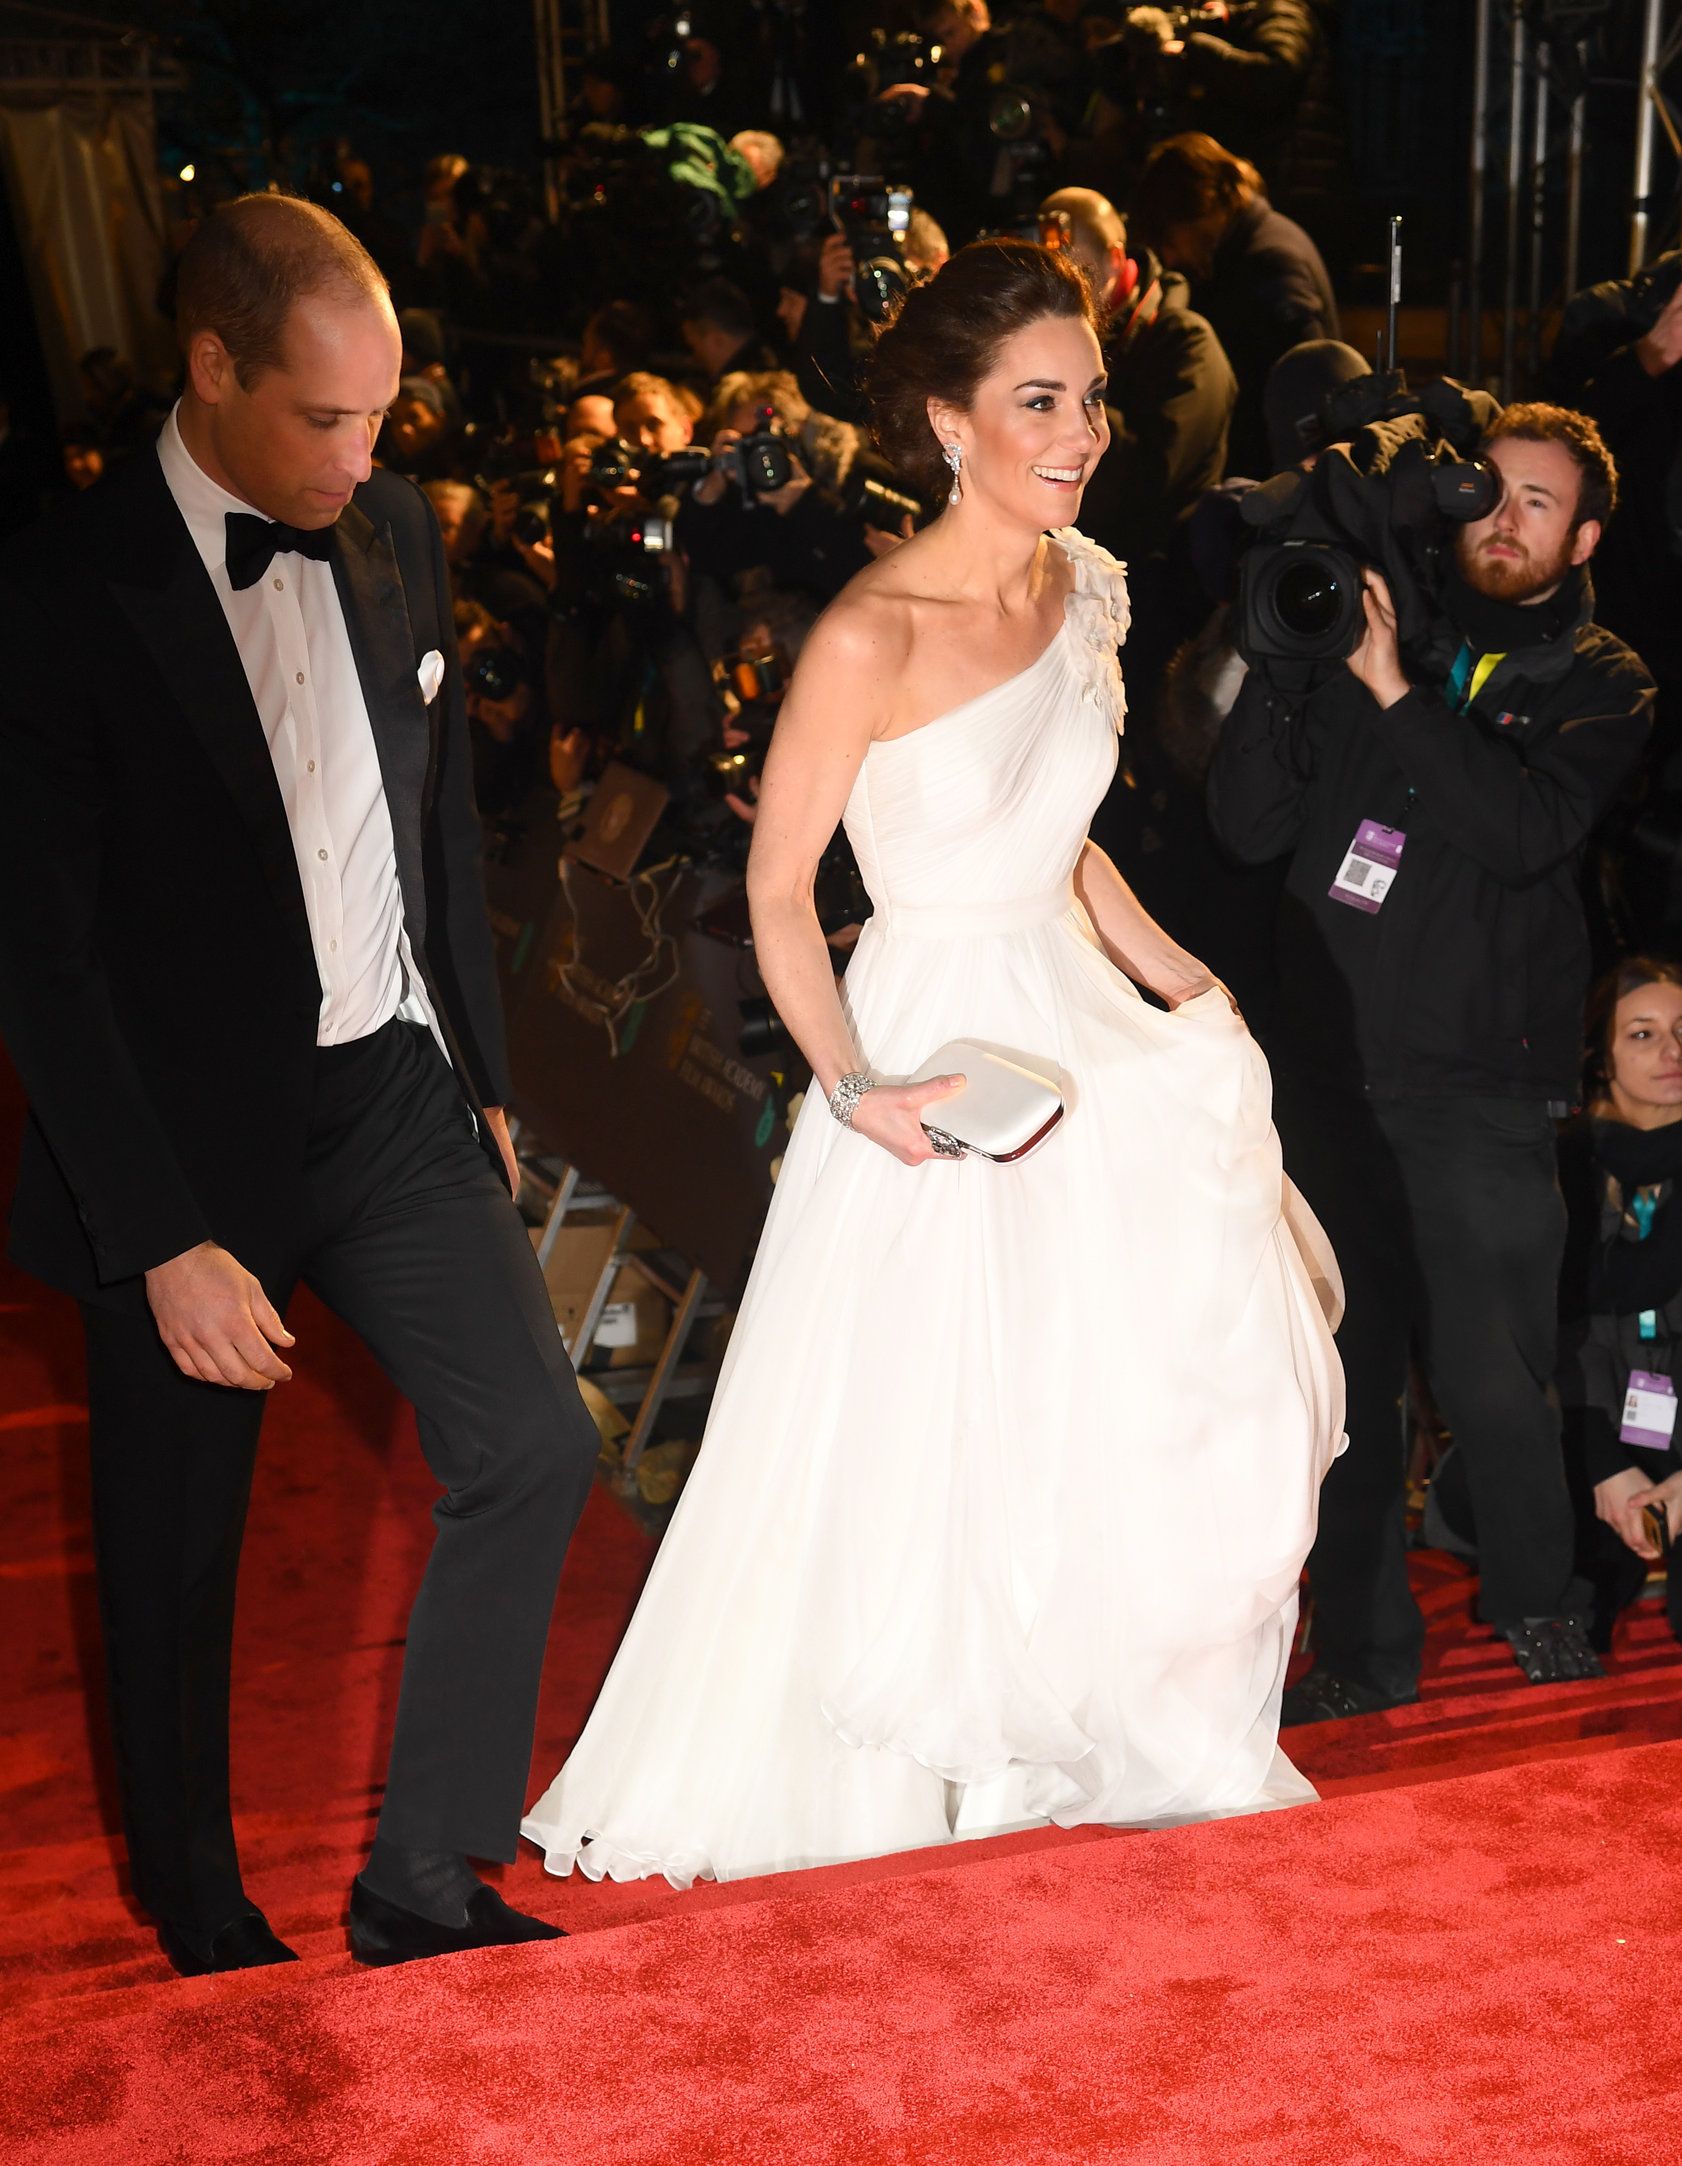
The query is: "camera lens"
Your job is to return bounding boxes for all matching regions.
[1272,553,1346,641]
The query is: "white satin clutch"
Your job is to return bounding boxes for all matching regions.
[907,1040,1065,1162]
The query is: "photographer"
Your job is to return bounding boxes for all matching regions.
[1208,404,1654,1714]
[1041,185,1235,564]
[679,277,782,395]
[454,597,548,818]
[1120,2,1344,240]
[676,370,884,604]
[792,207,950,428]
[1549,257,1682,946]
[1130,129,1338,480]
[537,376,721,799]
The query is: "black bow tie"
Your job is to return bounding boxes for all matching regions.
[224,511,336,592]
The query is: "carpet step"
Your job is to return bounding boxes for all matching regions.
[14,1739,1682,2166]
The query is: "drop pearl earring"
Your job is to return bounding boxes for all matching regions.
[943,442,962,507]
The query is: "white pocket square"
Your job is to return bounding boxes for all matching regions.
[417,649,445,703]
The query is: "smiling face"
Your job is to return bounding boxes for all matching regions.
[182,289,402,527]
[1606,980,1682,1128]
[1456,434,1600,604]
[929,312,1108,527]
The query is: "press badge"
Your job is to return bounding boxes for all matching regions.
[1621,1370,1679,1450]
[1329,821,1406,912]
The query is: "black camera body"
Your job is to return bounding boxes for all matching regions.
[586,440,711,496]
[718,404,794,503]
[830,174,913,326]
[1235,377,1503,689]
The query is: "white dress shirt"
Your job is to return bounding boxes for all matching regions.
[157,406,440,1053]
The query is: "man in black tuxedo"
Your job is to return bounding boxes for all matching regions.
[0,195,599,1973]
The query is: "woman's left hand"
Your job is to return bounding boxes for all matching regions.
[1162,971,1243,1020]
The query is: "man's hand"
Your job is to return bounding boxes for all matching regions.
[691,429,738,507]
[482,1105,521,1200]
[512,530,557,591]
[817,231,857,300]
[1346,567,1410,710]
[145,1242,295,1391]
[759,456,812,518]
[1637,282,1682,377]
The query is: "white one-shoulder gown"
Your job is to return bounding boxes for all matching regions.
[522,528,1345,1888]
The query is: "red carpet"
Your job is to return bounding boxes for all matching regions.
[3,1051,1681,2160]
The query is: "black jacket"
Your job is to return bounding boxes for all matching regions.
[1189,196,1339,481]
[1557,1113,1682,1485]
[1549,266,1682,689]
[1207,567,1654,1099]
[0,452,507,1309]
[1080,269,1236,567]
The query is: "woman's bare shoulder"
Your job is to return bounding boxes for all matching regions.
[804,560,923,680]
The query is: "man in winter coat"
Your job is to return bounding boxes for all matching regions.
[1208,402,1654,1717]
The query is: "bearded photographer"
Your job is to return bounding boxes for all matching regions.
[1208,404,1654,1716]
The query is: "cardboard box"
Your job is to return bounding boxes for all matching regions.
[531,1220,672,1367]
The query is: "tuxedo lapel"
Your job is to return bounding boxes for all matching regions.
[107,462,315,968]
[330,501,434,948]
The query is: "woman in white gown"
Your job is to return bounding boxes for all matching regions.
[523,240,1344,1889]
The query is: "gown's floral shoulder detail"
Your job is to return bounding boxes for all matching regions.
[1052,526,1129,734]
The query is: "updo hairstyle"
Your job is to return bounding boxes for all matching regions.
[865,238,1103,511]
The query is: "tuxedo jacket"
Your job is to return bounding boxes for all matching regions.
[0,451,510,1310]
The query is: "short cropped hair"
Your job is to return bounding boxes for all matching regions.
[1481,401,1619,529]
[175,193,388,388]
[681,277,757,340]
[611,370,687,419]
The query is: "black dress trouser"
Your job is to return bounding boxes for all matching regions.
[80,1019,598,1940]
[1273,1077,1584,1700]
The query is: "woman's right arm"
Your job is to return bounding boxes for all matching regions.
[746,602,964,1167]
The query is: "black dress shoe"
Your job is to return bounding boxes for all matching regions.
[1499,1615,1605,1684]
[159,1907,301,1979]
[348,1875,566,1967]
[1280,1668,1419,1726]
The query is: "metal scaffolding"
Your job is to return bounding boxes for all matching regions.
[1465,0,1681,395]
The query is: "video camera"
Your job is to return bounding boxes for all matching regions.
[1234,220,1503,692]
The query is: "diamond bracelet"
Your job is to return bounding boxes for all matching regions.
[827,1070,875,1128]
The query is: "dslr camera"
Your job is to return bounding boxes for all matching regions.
[714,403,795,502]
[1235,375,1503,691]
[830,175,915,325]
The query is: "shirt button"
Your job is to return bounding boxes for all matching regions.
[307,759,316,773]
[317,847,329,861]
[273,577,284,590]
[329,939,338,952]
[295,671,305,685]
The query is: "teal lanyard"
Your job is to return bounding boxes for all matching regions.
[1632,1189,1660,1342]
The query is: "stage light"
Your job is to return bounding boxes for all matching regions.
[179,163,196,183]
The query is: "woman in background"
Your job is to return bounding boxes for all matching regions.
[1558,956,1682,1649]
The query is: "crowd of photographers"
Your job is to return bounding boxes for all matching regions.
[15,0,1682,1717]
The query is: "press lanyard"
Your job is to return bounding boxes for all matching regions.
[1446,643,1506,712]
[1631,1189,1660,1342]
